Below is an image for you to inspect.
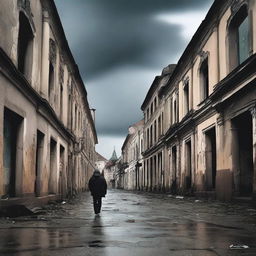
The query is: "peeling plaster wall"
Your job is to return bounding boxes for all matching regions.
[0,0,97,200]
[195,115,217,191]
[0,0,17,62]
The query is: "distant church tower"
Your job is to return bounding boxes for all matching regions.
[109,148,118,162]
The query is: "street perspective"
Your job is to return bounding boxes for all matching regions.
[0,0,256,255]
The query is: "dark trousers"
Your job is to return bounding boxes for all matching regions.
[93,196,102,214]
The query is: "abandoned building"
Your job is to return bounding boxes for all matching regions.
[160,0,256,201]
[0,0,97,206]
[141,66,176,192]
[119,0,256,201]
[119,120,144,190]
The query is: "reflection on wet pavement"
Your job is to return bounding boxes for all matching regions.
[0,189,256,256]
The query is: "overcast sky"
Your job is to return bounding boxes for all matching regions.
[55,0,214,159]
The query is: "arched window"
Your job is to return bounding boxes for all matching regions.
[199,57,209,102]
[17,12,34,80]
[228,5,250,71]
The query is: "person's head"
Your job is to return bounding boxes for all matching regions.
[93,169,101,177]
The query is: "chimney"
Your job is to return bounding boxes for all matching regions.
[90,108,96,123]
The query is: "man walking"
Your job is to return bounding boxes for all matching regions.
[88,169,107,216]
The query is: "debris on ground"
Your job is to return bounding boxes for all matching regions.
[230,244,249,249]
[175,196,184,199]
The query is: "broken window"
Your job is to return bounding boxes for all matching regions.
[17,12,34,80]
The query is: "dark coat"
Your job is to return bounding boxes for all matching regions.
[89,174,107,198]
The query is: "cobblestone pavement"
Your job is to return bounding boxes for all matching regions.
[0,189,256,256]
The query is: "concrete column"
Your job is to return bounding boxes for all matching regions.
[40,11,50,98]
[250,107,256,197]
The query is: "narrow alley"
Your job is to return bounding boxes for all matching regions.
[0,190,256,256]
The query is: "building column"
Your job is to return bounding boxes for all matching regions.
[216,114,233,200]
[251,107,256,198]
[40,10,50,98]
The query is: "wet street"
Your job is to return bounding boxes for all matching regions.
[0,190,256,256]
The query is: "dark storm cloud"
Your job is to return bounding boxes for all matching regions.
[55,0,214,155]
[55,0,213,80]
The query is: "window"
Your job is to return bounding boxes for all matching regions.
[199,58,209,101]
[161,112,164,135]
[154,120,157,143]
[228,5,250,70]
[150,125,153,147]
[147,128,149,148]
[48,62,54,99]
[60,85,63,120]
[173,99,177,123]
[183,81,189,114]
[170,98,173,125]
[158,116,161,138]
[17,12,34,79]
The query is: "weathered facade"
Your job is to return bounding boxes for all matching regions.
[104,150,119,188]
[119,120,144,190]
[141,66,176,192]
[121,0,256,201]
[160,0,256,200]
[0,0,97,206]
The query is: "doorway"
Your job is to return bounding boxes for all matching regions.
[205,127,217,190]
[49,138,57,194]
[3,108,23,197]
[35,130,44,196]
[185,140,192,189]
[232,112,253,195]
